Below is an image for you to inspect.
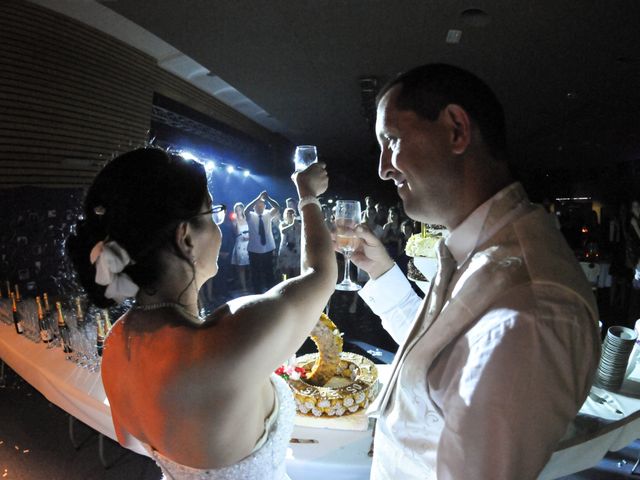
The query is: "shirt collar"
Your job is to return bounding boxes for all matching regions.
[445,182,525,266]
[445,196,491,266]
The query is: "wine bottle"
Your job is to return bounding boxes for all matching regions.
[96,317,105,357]
[11,292,24,335]
[36,296,52,343]
[14,284,21,303]
[102,309,113,332]
[5,280,10,299]
[43,293,57,341]
[55,302,73,354]
[75,297,85,325]
[43,293,51,314]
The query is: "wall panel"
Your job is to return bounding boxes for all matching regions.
[0,0,284,188]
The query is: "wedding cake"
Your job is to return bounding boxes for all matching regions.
[278,313,379,417]
[405,224,448,292]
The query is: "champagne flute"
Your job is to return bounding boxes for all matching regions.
[335,200,362,291]
[293,145,318,172]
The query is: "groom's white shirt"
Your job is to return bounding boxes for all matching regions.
[359,182,600,479]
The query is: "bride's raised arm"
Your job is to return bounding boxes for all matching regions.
[204,162,337,381]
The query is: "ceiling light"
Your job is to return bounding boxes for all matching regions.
[243,170,250,177]
[226,165,234,173]
[445,29,462,44]
[179,151,198,161]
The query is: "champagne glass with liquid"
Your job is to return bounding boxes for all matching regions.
[335,200,362,291]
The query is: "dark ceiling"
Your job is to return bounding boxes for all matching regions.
[99,0,640,199]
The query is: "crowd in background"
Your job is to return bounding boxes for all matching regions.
[199,192,420,310]
[544,197,640,329]
[200,191,640,330]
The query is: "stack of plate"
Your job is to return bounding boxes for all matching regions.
[595,326,637,391]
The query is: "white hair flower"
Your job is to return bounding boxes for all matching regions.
[90,240,139,303]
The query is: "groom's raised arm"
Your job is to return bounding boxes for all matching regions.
[351,224,422,345]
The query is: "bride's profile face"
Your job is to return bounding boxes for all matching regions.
[193,197,222,280]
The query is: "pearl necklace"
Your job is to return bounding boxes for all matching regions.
[132,302,204,325]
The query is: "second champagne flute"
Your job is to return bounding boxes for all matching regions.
[335,200,362,291]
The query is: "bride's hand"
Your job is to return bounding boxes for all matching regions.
[292,162,328,198]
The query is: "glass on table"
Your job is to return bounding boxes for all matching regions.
[70,324,94,368]
[335,200,362,291]
[0,299,12,325]
[69,326,86,366]
[293,145,318,172]
[23,299,39,342]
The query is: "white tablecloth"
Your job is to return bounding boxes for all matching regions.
[539,364,640,479]
[2,319,640,479]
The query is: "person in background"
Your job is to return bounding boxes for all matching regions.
[395,219,414,275]
[350,63,600,479]
[285,197,299,217]
[628,200,640,261]
[364,206,384,240]
[626,200,640,323]
[395,200,408,223]
[362,195,377,224]
[321,204,334,230]
[230,202,250,292]
[374,202,388,228]
[67,148,336,479]
[277,207,301,279]
[271,208,282,280]
[609,202,630,311]
[399,219,414,250]
[542,197,562,230]
[382,206,402,259]
[244,191,280,293]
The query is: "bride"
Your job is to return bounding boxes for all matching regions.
[67,147,336,479]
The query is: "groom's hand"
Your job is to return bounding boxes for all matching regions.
[349,224,394,280]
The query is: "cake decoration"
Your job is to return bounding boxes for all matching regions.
[276,313,379,417]
[405,224,447,258]
[305,313,344,386]
[406,224,448,285]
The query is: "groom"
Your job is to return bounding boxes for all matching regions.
[352,64,601,479]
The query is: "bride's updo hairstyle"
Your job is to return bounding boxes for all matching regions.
[67,147,209,307]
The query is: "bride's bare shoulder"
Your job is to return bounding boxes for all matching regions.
[199,294,266,327]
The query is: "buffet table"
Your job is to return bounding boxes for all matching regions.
[2,319,640,479]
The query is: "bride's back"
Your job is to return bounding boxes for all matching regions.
[67,148,337,477]
[102,308,274,469]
